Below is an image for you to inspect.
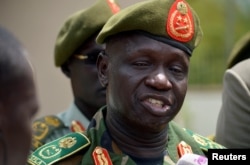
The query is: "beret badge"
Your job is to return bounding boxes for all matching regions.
[167,0,194,43]
[107,0,120,14]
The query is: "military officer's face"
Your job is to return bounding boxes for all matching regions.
[99,32,189,131]
[0,64,39,165]
[64,34,106,119]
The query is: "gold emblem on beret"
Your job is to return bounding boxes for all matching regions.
[166,0,194,42]
[177,1,188,14]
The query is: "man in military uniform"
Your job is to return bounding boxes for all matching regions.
[215,32,250,148]
[31,0,120,151]
[28,0,225,164]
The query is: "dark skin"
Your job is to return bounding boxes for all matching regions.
[0,55,39,165]
[98,32,190,159]
[62,34,106,120]
[0,26,39,165]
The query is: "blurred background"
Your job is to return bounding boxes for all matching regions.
[1,0,250,136]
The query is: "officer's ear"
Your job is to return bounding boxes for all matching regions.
[97,51,108,87]
[61,63,71,78]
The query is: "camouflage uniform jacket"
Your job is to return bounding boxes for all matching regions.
[28,106,225,165]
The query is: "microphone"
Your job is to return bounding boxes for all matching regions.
[176,153,208,165]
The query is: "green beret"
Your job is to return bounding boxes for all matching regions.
[54,0,120,67]
[227,32,250,68]
[96,0,203,56]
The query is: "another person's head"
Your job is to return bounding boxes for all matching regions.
[0,26,39,165]
[54,0,120,119]
[227,32,250,68]
[96,0,202,130]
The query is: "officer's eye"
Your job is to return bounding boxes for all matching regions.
[134,62,149,66]
[169,66,182,74]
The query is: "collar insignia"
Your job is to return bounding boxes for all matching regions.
[177,141,193,158]
[92,146,113,165]
[70,120,85,133]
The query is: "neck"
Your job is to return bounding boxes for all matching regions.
[106,111,168,158]
[74,100,97,120]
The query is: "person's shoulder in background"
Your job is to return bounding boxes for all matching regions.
[215,31,250,148]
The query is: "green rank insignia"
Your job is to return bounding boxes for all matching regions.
[28,132,90,165]
[183,128,226,151]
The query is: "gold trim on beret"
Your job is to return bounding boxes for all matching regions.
[96,0,203,56]
[227,32,250,68]
[54,0,120,67]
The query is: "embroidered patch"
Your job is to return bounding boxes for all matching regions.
[177,141,193,158]
[31,116,64,151]
[92,146,113,165]
[32,116,62,140]
[28,132,90,165]
[107,0,120,14]
[166,0,194,42]
[183,128,226,152]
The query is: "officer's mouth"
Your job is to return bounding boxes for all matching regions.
[142,97,171,116]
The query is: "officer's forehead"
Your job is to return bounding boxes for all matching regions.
[105,32,143,53]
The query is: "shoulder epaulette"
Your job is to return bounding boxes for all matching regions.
[31,115,65,151]
[183,128,226,152]
[28,132,90,165]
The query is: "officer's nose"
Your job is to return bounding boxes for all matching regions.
[145,68,172,90]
